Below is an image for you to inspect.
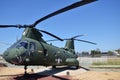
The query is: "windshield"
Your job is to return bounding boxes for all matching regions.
[16,41,28,49]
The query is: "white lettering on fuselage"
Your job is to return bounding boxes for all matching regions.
[55,57,62,64]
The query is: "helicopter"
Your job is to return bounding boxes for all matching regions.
[0,0,97,74]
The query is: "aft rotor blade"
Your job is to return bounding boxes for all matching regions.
[33,0,97,27]
[46,34,84,42]
[75,39,96,45]
[46,39,58,42]
[71,34,84,39]
[39,30,63,41]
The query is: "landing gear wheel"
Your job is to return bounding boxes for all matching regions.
[52,65,56,68]
[76,66,79,69]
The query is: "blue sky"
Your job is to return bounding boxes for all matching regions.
[0,0,120,53]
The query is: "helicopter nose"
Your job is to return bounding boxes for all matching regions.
[3,48,22,64]
[3,48,20,64]
[3,47,28,65]
[2,51,10,62]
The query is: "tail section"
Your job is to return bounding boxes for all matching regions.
[64,34,96,54]
[64,39,75,54]
[64,35,84,51]
[65,40,74,50]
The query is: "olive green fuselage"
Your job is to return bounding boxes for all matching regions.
[3,28,79,67]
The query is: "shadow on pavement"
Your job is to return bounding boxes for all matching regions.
[14,66,75,80]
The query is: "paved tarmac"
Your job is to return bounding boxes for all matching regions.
[0,57,120,80]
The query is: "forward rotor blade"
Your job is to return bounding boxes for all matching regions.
[74,39,96,45]
[0,25,30,28]
[33,0,97,27]
[0,42,11,46]
[0,25,18,28]
[39,30,63,41]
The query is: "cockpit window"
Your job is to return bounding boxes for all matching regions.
[16,41,28,49]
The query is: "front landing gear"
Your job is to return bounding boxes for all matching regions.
[23,65,30,78]
[24,65,28,75]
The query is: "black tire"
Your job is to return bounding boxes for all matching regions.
[52,65,56,68]
[75,66,79,69]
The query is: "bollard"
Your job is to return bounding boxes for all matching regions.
[31,69,34,73]
[66,71,70,75]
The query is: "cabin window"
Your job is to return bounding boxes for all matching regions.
[29,42,36,51]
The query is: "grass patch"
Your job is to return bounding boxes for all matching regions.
[92,60,120,65]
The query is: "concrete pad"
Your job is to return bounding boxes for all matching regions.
[33,66,88,76]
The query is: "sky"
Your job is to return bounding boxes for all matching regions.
[0,0,120,54]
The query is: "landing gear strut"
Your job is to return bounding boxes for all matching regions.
[24,65,28,75]
[24,65,30,78]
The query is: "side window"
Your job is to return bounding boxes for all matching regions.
[29,42,36,51]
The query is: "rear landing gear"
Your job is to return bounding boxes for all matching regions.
[76,66,79,69]
[52,65,56,68]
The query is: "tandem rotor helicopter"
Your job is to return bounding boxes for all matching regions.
[0,0,97,74]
